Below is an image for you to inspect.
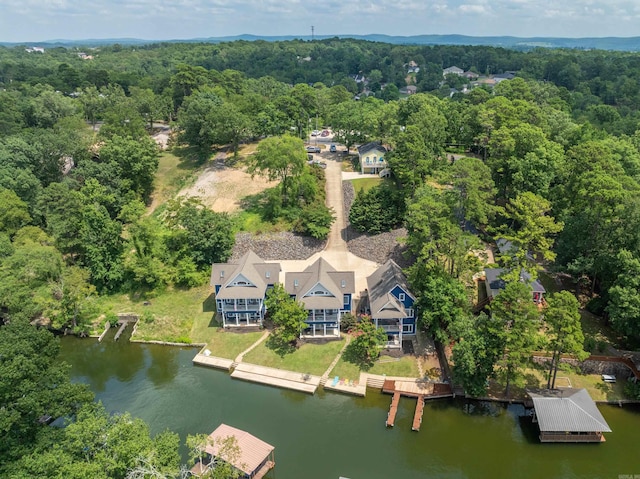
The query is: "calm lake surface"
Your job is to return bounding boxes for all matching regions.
[60,335,640,479]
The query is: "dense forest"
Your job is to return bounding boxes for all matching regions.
[2,38,640,476]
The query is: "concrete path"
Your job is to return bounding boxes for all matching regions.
[273,153,380,296]
[321,334,351,381]
[231,362,321,394]
[234,330,270,363]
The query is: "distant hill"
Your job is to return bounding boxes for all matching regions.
[3,34,640,51]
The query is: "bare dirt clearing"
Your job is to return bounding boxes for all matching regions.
[177,148,276,213]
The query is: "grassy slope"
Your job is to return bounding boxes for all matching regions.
[350,177,382,193]
[243,340,345,376]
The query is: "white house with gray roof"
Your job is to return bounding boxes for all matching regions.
[210,251,281,328]
[285,258,354,338]
[366,259,416,349]
[358,142,388,175]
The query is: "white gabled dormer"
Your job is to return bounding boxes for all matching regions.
[303,282,334,298]
[229,273,255,287]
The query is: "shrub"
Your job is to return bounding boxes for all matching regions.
[293,203,334,239]
[624,379,640,400]
[104,312,119,327]
[142,310,155,324]
[340,312,358,332]
[349,183,404,234]
[585,296,606,316]
[583,334,597,352]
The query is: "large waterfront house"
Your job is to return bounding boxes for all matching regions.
[210,251,281,328]
[484,267,546,304]
[285,258,354,338]
[358,142,389,175]
[191,423,275,478]
[366,259,416,349]
[528,388,611,442]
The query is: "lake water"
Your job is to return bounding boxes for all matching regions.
[60,336,640,479]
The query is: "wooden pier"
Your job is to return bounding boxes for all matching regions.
[383,380,453,431]
[412,396,425,431]
[386,392,401,427]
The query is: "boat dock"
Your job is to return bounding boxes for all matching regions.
[412,396,425,431]
[114,321,128,341]
[386,392,401,427]
[383,380,453,431]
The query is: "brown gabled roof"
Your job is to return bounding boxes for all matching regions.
[367,259,414,320]
[285,258,354,310]
[211,251,281,300]
[205,424,274,475]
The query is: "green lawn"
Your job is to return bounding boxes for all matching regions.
[369,356,421,377]
[330,354,420,379]
[93,285,214,343]
[351,177,382,193]
[243,339,345,376]
[149,151,202,215]
[523,366,627,401]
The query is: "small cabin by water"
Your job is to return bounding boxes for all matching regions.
[528,388,611,443]
[191,423,275,478]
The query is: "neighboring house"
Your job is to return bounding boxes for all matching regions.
[484,267,546,304]
[494,72,516,81]
[407,61,420,73]
[349,73,367,83]
[358,141,388,175]
[191,424,276,478]
[528,389,611,442]
[399,85,418,95]
[25,46,45,53]
[462,71,479,80]
[366,259,416,349]
[211,250,281,328]
[285,258,354,338]
[443,66,464,76]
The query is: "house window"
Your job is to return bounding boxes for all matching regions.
[398,293,405,301]
[294,279,299,287]
[341,280,346,288]
[220,271,224,278]
[406,308,414,318]
[343,294,349,305]
[266,271,270,279]
[234,281,248,286]
[402,324,413,334]
[224,299,233,304]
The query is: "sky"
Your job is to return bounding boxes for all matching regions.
[1,0,640,43]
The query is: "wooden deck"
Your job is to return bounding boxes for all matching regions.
[412,396,425,431]
[386,392,401,427]
[383,380,453,431]
[253,460,275,479]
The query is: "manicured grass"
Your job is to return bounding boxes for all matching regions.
[351,177,382,193]
[330,354,420,378]
[243,339,345,376]
[330,357,362,380]
[522,366,627,401]
[369,356,421,377]
[93,285,214,343]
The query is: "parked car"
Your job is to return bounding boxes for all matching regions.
[309,160,327,169]
[306,146,321,153]
[329,144,337,153]
[321,130,330,137]
[311,130,320,136]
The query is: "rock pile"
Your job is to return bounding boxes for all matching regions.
[232,232,325,261]
[342,180,413,267]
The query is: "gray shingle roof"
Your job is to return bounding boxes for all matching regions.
[529,388,611,433]
[367,259,413,320]
[211,251,281,300]
[484,267,545,298]
[357,142,387,156]
[285,258,354,310]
